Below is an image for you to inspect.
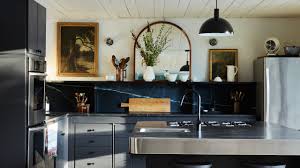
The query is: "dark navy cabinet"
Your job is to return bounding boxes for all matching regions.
[28,0,46,56]
[66,115,196,168]
[114,124,135,168]
[74,123,113,168]
[56,118,68,168]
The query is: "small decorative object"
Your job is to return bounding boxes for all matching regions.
[226,65,238,82]
[180,50,190,72]
[209,49,238,81]
[179,72,189,82]
[142,66,155,82]
[230,90,245,113]
[105,74,115,81]
[132,23,172,81]
[284,45,300,56]
[105,37,114,46]
[164,70,169,78]
[166,73,178,82]
[57,22,99,76]
[264,37,280,56]
[213,76,222,82]
[75,93,90,113]
[209,38,218,46]
[112,55,130,81]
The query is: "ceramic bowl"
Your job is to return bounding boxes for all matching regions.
[167,73,178,82]
[179,72,189,82]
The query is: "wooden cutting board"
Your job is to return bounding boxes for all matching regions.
[121,98,171,113]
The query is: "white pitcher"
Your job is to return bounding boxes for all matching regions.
[227,65,238,82]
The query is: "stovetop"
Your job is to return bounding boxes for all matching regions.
[168,120,252,128]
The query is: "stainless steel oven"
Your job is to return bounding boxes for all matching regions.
[27,54,47,126]
[27,121,58,168]
[28,125,46,168]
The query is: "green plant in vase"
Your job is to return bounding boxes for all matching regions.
[132,23,172,81]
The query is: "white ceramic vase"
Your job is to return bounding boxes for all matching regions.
[143,66,155,81]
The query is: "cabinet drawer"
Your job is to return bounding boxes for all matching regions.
[76,135,112,147]
[75,147,112,168]
[75,124,112,136]
[75,147,112,159]
[75,157,112,168]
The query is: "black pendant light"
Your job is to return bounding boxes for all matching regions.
[199,0,234,36]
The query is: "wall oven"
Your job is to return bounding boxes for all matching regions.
[27,54,47,126]
[27,121,58,168]
[28,125,46,168]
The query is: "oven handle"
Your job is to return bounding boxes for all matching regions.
[29,125,46,132]
[29,72,47,77]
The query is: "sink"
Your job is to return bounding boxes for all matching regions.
[137,127,191,133]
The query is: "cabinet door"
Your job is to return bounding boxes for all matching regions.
[27,0,38,54]
[37,4,46,56]
[56,119,68,168]
[114,124,135,168]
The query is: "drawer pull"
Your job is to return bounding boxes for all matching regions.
[87,162,95,166]
[88,151,95,155]
[87,129,95,132]
[88,140,95,143]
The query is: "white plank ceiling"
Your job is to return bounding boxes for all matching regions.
[36,0,300,19]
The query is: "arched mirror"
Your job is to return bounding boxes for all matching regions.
[133,21,192,81]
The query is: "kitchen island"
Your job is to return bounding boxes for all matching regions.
[130,121,300,156]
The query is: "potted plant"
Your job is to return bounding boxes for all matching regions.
[132,23,172,81]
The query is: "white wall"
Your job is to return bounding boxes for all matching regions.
[46,18,300,82]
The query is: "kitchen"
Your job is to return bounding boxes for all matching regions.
[1,0,300,168]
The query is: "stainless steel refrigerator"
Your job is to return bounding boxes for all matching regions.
[0,0,47,167]
[254,57,300,130]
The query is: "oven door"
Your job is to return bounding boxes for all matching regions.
[28,126,46,168]
[28,72,46,126]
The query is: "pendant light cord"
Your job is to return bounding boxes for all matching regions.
[216,0,218,9]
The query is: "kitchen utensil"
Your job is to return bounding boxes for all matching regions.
[111,55,130,81]
[284,46,300,56]
[230,90,245,113]
[121,98,171,113]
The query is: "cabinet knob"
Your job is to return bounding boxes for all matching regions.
[87,129,95,132]
[61,132,65,136]
[87,162,95,166]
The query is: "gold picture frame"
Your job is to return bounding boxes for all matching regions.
[209,49,238,81]
[57,22,99,76]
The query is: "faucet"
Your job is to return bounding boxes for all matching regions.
[180,89,202,123]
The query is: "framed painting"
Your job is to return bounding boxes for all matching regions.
[209,49,238,81]
[57,22,99,76]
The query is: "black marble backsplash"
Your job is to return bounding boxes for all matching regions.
[46,81,256,115]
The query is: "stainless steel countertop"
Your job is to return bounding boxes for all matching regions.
[130,121,300,156]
